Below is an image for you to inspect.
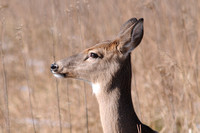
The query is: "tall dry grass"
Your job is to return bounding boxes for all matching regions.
[0,0,199,133]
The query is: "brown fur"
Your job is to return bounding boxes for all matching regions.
[51,18,157,133]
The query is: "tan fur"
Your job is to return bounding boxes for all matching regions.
[51,18,157,133]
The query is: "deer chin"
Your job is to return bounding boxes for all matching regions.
[51,70,66,78]
[51,70,77,79]
[52,72,67,78]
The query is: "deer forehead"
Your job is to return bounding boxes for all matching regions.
[84,40,119,54]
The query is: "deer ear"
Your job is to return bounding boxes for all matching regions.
[117,18,144,55]
[119,18,138,35]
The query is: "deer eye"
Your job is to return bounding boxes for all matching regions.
[90,52,99,58]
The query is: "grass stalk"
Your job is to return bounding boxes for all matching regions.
[17,24,37,133]
[51,28,62,133]
[77,4,89,132]
[0,17,10,133]
[66,81,72,133]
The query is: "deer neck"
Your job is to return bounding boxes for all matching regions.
[93,55,141,133]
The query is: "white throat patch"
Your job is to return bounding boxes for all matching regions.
[92,83,101,95]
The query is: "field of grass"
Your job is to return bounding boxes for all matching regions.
[0,0,200,133]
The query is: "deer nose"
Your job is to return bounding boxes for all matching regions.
[51,63,59,71]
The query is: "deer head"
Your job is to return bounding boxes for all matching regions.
[50,18,158,133]
[51,18,143,92]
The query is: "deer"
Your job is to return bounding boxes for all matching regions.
[50,18,157,133]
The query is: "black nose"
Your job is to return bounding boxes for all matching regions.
[51,63,59,71]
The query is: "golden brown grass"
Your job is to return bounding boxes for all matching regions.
[0,0,200,133]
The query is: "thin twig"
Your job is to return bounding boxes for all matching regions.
[66,82,72,133]
[0,17,10,133]
[137,124,142,133]
[55,79,62,133]
[195,44,199,94]
[84,83,89,133]
[51,28,62,133]
[18,25,36,133]
[23,49,37,133]
[77,7,89,132]
[132,69,142,119]
[163,1,176,130]
[65,2,72,132]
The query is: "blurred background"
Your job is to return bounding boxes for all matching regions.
[0,0,199,133]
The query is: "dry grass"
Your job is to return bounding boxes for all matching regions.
[0,0,200,133]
